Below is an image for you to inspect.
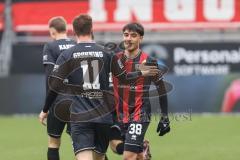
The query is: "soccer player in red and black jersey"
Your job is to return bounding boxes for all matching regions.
[111,23,170,160]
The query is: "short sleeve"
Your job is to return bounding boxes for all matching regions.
[51,50,70,77]
[42,43,55,65]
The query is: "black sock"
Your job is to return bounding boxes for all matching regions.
[116,143,124,155]
[47,148,59,160]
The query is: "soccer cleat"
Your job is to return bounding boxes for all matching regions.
[143,140,152,160]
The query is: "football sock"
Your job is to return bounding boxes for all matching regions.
[48,148,59,160]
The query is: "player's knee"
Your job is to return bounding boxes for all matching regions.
[123,156,137,160]
[115,143,124,155]
[123,151,138,160]
[93,151,105,160]
[109,140,123,155]
[137,152,144,160]
[76,150,93,160]
[48,136,61,148]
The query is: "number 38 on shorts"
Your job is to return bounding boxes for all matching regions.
[128,123,143,135]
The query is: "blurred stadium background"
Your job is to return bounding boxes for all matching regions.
[0,0,239,159]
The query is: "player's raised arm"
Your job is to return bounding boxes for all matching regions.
[111,54,159,82]
[134,62,160,77]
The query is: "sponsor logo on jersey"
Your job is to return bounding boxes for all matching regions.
[131,135,137,140]
[80,90,103,98]
[118,85,136,90]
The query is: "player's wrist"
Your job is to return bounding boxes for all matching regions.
[137,70,143,76]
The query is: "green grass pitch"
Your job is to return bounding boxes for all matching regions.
[0,114,239,160]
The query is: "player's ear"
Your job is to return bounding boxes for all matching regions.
[49,27,56,39]
[49,32,54,39]
[52,32,57,39]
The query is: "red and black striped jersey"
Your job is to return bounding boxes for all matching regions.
[111,51,160,123]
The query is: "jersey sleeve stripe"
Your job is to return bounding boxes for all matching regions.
[43,62,55,65]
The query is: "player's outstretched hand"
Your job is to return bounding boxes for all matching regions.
[157,116,170,136]
[39,110,48,126]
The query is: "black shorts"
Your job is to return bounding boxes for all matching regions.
[47,106,70,138]
[71,122,111,155]
[109,124,124,141]
[110,122,149,153]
